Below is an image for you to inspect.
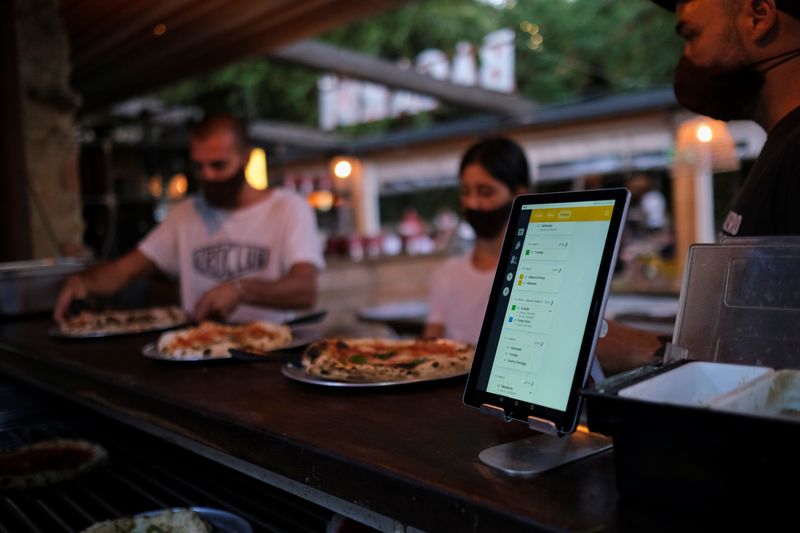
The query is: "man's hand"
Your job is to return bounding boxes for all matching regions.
[53,250,156,324]
[595,320,664,375]
[53,274,89,323]
[192,282,241,321]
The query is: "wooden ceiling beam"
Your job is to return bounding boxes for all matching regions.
[71,0,330,90]
[69,0,168,52]
[60,0,122,39]
[70,0,407,110]
[271,40,538,117]
[72,0,221,69]
[72,0,286,71]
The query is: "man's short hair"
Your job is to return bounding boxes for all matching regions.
[191,113,249,154]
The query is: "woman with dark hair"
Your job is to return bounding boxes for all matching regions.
[423,137,662,374]
[423,137,529,344]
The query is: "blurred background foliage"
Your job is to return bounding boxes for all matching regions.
[157,0,681,132]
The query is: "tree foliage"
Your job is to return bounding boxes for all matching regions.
[504,0,681,101]
[157,0,681,129]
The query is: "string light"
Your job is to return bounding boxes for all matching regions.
[520,20,543,51]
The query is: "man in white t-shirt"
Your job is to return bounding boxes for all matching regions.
[55,114,324,323]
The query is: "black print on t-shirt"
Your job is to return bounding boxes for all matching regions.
[193,244,268,280]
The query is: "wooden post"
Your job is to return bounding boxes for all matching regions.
[0,0,33,261]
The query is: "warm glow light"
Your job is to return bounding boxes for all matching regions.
[148,175,163,197]
[167,173,187,200]
[675,117,740,173]
[153,23,166,36]
[333,160,353,179]
[245,147,268,190]
[696,124,713,143]
[308,190,335,212]
[329,156,360,183]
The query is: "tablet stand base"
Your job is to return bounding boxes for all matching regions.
[478,430,612,477]
[478,357,610,476]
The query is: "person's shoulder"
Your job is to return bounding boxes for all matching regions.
[771,105,800,146]
[433,254,471,276]
[256,189,310,214]
[159,196,202,222]
[272,188,307,204]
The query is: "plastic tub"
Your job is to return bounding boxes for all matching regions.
[617,361,770,406]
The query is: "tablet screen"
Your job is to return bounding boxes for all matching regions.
[464,189,629,435]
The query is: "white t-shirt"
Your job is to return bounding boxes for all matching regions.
[427,254,495,345]
[139,189,325,323]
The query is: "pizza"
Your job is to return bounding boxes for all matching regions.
[301,338,473,383]
[0,439,108,489]
[156,320,293,359]
[83,508,212,533]
[59,306,187,336]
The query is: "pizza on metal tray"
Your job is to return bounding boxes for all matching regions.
[301,337,473,383]
[157,320,293,359]
[82,508,212,533]
[0,439,108,489]
[59,306,187,336]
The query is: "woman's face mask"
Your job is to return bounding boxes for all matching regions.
[464,201,513,239]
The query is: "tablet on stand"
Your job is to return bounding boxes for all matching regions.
[463,189,630,476]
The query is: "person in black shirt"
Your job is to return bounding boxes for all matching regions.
[721,105,800,236]
[596,0,800,373]
[653,0,800,235]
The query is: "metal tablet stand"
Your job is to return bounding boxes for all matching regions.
[476,323,612,477]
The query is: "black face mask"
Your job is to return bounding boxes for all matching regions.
[464,201,513,239]
[201,166,246,208]
[673,47,800,121]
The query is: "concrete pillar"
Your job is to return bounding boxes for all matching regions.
[351,161,381,236]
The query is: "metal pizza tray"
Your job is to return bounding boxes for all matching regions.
[92,507,251,533]
[49,321,187,339]
[281,361,468,388]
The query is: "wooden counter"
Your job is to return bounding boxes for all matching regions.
[0,318,662,532]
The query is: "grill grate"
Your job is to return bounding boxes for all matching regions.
[0,377,338,532]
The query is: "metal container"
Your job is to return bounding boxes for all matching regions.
[584,361,800,507]
[584,240,800,507]
[0,258,92,316]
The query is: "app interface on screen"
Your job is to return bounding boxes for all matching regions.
[485,200,615,411]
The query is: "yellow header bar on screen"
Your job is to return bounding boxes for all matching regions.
[528,205,613,223]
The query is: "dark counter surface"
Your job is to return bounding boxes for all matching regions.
[0,318,653,532]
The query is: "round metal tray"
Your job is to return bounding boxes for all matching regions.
[281,361,467,388]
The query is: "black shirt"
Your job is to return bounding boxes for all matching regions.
[722,104,800,237]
